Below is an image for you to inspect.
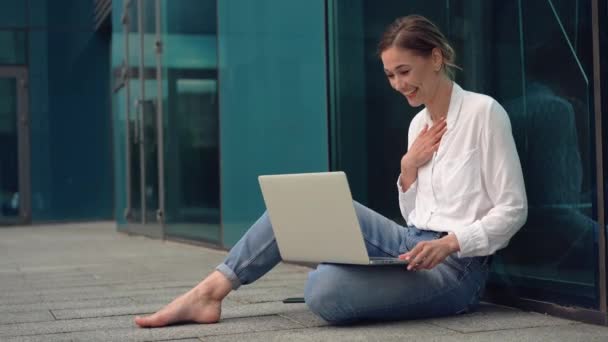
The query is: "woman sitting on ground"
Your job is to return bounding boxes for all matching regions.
[135,14,527,327]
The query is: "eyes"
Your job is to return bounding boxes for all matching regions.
[385,70,410,79]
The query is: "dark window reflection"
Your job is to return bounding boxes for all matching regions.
[329,0,600,309]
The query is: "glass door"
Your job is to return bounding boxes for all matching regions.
[0,67,30,224]
[160,0,221,244]
[121,0,163,238]
[164,70,221,243]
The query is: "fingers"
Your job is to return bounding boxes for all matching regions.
[432,140,441,152]
[418,124,429,137]
[430,121,448,140]
[428,117,447,133]
[406,241,429,271]
[405,240,450,271]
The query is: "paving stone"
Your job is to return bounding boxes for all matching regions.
[3,222,607,342]
[279,310,328,327]
[2,315,302,342]
[0,297,134,313]
[426,323,608,342]
[0,315,132,338]
[53,300,310,322]
[202,320,454,341]
[38,287,190,303]
[427,303,575,333]
[0,294,44,305]
[5,285,111,298]
[52,304,167,320]
[109,280,200,291]
[0,310,55,325]
[221,302,309,320]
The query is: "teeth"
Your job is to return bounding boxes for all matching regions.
[404,88,417,96]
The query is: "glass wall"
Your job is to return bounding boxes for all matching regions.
[0,0,113,222]
[112,0,221,242]
[112,0,164,237]
[218,0,329,247]
[328,0,601,309]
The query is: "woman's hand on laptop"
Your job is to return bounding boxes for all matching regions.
[399,233,460,271]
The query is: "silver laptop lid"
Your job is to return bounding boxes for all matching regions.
[258,171,370,265]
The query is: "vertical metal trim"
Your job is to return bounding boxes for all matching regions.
[517,0,529,155]
[138,0,147,224]
[216,0,224,247]
[326,0,340,172]
[155,0,166,232]
[591,0,607,315]
[123,0,132,221]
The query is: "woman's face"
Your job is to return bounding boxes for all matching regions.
[381,46,443,108]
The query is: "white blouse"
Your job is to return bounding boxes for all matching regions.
[397,83,528,258]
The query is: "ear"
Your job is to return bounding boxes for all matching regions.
[431,48,443,72]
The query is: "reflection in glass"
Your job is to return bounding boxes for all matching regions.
[328,0,599,309]
[162,0,221,243]
[164,74,220,242]
[0,31,26,65]
[0,78,19,218]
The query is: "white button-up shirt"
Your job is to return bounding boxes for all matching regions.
[398,83,528,257]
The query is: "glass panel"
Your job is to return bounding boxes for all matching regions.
[0,77,19,219]
[162,0,221,243]
[115,0,162,231]
[0,0,27,28]
[113,85,129,228]
[28,28,113,221]
[113,0,132,229]
[494,0,597,309]
[328,0,599,309]
[29,0,48,27]
[218,0,329,247]
[141,0,159,225]
[601,0,608,313]
[44,0,96,29]
[142,99,158,223]
[0,30,26,65]
[128,97,142,222]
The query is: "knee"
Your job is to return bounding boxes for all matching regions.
[304,265,356,324]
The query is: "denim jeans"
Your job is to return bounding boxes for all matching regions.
[216,201,490,324]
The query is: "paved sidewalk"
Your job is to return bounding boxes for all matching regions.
[1,222,608,341]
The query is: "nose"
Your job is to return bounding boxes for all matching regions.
[395,76,408,92]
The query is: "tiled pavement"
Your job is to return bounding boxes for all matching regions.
[1,222,608,341]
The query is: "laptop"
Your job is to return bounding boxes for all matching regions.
[258,171,407,266]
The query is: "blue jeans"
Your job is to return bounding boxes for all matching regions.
[216,201,490,324]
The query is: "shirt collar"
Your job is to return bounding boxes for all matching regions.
[423,82,464,129]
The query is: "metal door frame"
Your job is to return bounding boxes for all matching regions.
[0,67,31,225]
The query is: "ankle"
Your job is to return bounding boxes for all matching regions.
[193,271,232,301]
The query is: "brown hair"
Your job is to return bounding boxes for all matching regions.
[377,15,460,79]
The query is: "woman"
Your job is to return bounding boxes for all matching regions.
[135,14,527,327]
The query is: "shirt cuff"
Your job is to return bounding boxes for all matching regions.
[396,174,417,195]
[452,221,490,258]
[397,175,417,223]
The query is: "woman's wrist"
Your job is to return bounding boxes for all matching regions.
[400,166,418,191]
[443,233,461,254]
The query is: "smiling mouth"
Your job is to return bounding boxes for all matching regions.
[403,88,418,96]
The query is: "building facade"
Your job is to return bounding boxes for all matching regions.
[1,0,608,325]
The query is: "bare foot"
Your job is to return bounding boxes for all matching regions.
[134,271,232,328]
